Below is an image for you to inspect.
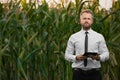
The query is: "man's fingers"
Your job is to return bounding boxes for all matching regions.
[76,55,86,61]
[90,55,100,61]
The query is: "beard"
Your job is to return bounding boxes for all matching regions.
[82,22,92,30]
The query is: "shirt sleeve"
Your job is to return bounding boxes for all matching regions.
[99,35,109,62]
[65,36,77,62]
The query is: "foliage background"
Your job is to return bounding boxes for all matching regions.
[0,0,120,80]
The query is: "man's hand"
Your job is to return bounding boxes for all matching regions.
[76,54,87,61]
[89,54,100,61]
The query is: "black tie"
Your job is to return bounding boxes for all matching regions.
[84,31,88,67]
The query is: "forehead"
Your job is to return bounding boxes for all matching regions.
[80,12,93,18]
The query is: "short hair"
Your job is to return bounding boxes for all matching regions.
[80,9,94,19]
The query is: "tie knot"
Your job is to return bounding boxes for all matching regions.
[85,31,88,34]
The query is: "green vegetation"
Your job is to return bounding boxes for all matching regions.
[0,0,120,80]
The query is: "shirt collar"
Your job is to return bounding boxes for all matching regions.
[81,28,93,34]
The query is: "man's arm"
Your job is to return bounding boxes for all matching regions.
[98,35,109,62]
[65,36,76,62]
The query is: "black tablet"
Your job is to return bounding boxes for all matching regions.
[83,52,98,57]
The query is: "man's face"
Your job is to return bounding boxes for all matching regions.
[80,12,93,30]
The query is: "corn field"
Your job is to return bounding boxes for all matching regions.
[0,0,120,80]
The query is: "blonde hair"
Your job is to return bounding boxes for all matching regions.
[80,9,94,19]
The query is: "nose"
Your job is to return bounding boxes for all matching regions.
[85,20,88,23]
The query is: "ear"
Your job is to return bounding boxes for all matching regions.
[79,18,81,24]
[92,19,94,24]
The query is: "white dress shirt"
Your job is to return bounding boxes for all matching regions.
[65,28,109,70]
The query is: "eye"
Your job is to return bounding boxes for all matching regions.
[88,18,91,20]
[83,18,87,20]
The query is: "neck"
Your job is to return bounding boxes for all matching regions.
[83,27,91,31]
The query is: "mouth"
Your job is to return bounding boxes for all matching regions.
[84,23,90,26]
[85,22,89,24]
[82,23,91,28]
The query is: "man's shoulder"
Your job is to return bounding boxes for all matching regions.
[68,31,81,41]
[92,30,103,37]
[71,31,81,37]
[91,30,105,40]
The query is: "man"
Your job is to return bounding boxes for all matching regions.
[65,9,109,80]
